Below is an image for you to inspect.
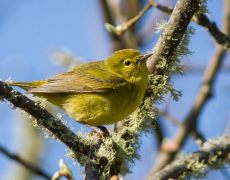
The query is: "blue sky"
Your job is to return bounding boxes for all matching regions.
[0,0,229,179]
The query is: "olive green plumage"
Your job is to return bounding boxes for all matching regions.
[9,49,150,126]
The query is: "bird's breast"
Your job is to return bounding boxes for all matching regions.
[62,80,147,126]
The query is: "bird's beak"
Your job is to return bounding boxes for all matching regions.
[140,53,153,63]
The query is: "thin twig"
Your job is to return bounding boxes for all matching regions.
[183,63,230,74]
[147,0,200,73]
[0,0,222,179]
[153,117,165,147]
[52,160,74,180]
[149,134,230,180]
[104,0,230,48]
[0,81,96,159]
[159,111,206,144]
[159,104,206,143]
[105,2,152,36]
[150,0,230,174]
[158,97,182,126]
[159,110,182,126]
[85,163,100,180]
[0,81,104,178]
[109,0,201,177]
[149,0,230,48]
[119,0,141,49]
[0,144,51,179]
[99,0,125,51]
[191,131,206,144]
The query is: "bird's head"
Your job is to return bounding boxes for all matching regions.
[105,49,152,82]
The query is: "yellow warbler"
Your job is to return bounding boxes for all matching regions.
[9,49,151,128]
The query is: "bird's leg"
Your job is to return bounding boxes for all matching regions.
[96,125,110,136]
[86,124,110,137]
[79,120,110,137]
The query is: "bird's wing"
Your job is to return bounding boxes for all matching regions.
[29,61,126,93]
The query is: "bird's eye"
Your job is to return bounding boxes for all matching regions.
[124,60,131,66]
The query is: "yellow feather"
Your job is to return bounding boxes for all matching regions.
[9,49,150,126]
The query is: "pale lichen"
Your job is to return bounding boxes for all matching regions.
[68,10,196,180]
[175,134,230,179]
[196,0,208,15]
[69,24,195,180]
[186,157,207,175]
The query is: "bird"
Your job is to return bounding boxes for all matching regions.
[8,49,152,133]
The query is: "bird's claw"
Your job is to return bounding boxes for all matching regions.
[87,125,110,138]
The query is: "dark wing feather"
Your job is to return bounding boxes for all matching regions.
[29,61,125,93]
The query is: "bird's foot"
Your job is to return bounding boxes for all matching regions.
[96,125,110,137]
[88,125,110,138]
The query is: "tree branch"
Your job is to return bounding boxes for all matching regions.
[52,160,74,180]
[104,0,230,49]
[0,0,223,179]
[150,0,230,174]
[99,0,125,51]
[153,118,165,147]
[85,163,100,180]
[147,0,200,73]
[149,133,230,180]
[0,81,104,178]
[0,81,96,158]
[104,2,152,36]
[149,0,230,48]
[0,144,51,179]
[101,0,201,177]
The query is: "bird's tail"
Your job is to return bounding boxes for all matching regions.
[7,81,46,91]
